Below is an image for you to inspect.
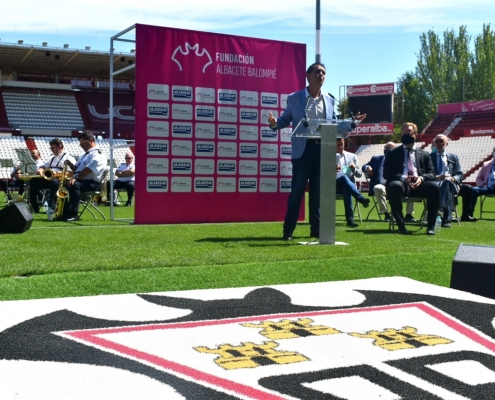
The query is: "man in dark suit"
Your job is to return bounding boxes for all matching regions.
[362,141,414,222]
[430,134,476,227]
[383,122,441,235]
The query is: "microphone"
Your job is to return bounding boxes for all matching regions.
[303,95,311,128]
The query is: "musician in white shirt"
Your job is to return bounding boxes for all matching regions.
[30,139,75,213]
[107,152,135,206]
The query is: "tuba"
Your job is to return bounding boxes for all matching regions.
[54,163,70,220]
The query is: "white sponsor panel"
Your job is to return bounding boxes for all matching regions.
[280,144,292,159]
[195,87,215,104]
[217,142,237,158]
[259,161,278,176]
[260,143,278,159]
[147,139,169,156]
[147,84,169,101]
[280,93,289,109]
[259,177,277,192]
[260,109,277,125]
[239,143,258,158]
[217,107,237,123]
[238,178,257,193]
[171,104,193,121]
[147,121,169,137]
[195,123,215,139]
[239,90,258,106]
[146,158,169,174]
[260,92,278,108]
[239,108,258,124]
[194,159,215,175]
[195,105,215,121]
[170,177,192,192]
[194,177,214,192]
[216,177,236,192]
[171,122,193,138]
[260,126,277,142]
[280,127,292,142]
[217,124,237,140]
[217,89,237,105]
[280,178,292,192]
[195,141,215,157]
[171,85,193,102]
[171,158,192,175]
[171,140,192,156]
[147,102,169,119]
[217,160,236,175]
[239,125,258,141]
[147,177,168,192]
[239,160,258,175]
[280,161,293,176]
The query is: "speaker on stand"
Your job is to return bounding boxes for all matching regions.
[0,203,33,233]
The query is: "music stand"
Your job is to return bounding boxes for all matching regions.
[13,148,37,213]
[292,119,350,245]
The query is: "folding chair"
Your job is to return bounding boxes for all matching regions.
[480,194,495,219]
[363,174,381,221]
[78,169,109,220]
[389,197,427,231]
[336,194,363,224]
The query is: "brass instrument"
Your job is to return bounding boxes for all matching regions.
[54,163,70,220]
[19,168,60,181]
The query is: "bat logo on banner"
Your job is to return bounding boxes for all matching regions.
[171,43,213,73]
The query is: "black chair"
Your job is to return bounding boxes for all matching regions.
[78,169,109,220]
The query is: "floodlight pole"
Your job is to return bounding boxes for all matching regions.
[316,0,321,63]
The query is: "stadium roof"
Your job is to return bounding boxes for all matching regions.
[0,43,135,80]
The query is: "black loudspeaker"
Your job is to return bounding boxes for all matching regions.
[0,203,33,234]
[451,244,495,300]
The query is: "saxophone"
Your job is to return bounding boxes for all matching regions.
[54,162,70,220]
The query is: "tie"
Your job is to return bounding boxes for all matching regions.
[407,149,414,176]
[438,155,445,175]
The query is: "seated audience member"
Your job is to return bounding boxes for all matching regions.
[63,131,106,222]
[469,146,495,217]
[107,152,135,206]
[29,139,75,213]
[336,137,370,227]
[362,141,414,222]
[0,150,44,200]
[430,134,476,227]
[383,122,441,235]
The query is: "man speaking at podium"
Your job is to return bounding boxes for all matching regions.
[267,62,366,240]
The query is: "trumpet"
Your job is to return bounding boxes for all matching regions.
[19,168,60,181]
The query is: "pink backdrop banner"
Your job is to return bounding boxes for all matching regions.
[438,99,495,114]
[346,83,395,97]
[134,24,306,224]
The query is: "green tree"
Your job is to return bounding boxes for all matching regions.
[470,24,495,100]
[396,71,431,132]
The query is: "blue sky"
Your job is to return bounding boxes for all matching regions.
[1,0,494,98]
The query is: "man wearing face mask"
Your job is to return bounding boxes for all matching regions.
[362,141,414,222]
[430,134,476,227]
[469,146,495,217]
[383,122,441,235]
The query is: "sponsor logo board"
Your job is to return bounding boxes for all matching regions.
[217,142,237,158]
[218,124,237,140]
[259,177,277,192]
[171,122,193,138]
[218,89,237,105]
[147,121,169,137]
[172,104,193,121]
[147,140,169,155]
[239,160,258,175]
[195,123,215,139]
[260,144,279,159]
[194,177,214,192]
[195,105,215,121]
[147,158,169,174]
[171,158,192,174]
[147,102,169,119]
[147,84,169,100]
[239,90,258,106]
[217,160,236,175]
[147,177,168,192]
[194,159,215,175]
[172,85,193,102]
[217,107,237,123]
[239,125,258,141]
[171,177,192,192]
[216,177,236,192]
[171,140,192,156]
[195,87,216,104]
[260,161,278,175]
[195,141,215,157]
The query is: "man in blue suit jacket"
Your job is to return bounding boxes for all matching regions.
[267,62,366,240]
[362,142,414,222]
[430,134,476,226]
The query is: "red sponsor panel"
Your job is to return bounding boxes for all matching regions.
[80,89,135,134]
[346,83,394,97]
[134,24,305,224]
[350,123,394,136]
[465,127,495,135]
[438,99,495,114]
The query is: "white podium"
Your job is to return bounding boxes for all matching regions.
[292,118,349,245]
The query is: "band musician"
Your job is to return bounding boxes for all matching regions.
[63,131,106,222]
[29,139,75,213]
